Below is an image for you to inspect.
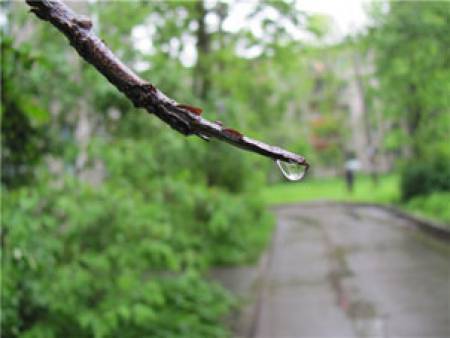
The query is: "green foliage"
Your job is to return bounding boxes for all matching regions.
[306,14,332,39]
[368,1,450,158]
[405,192,450,226]
[400,156,450,201]
[2,137,272,337]
[365,1,450,206]
[1,37,50,187]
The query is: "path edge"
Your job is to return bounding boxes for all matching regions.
[271,201,450,241]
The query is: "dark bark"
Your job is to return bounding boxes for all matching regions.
[407,85,421,135]
[194,0,211,99]
[406,84,421,156]
[25,0,309,168]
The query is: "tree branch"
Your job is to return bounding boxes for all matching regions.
[25,0,309,169]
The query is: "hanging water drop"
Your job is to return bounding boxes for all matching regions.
[276,159,307,181]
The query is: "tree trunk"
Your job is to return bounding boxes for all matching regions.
[352,50,378,185]
[194,0,211,100]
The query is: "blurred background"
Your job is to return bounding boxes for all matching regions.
[1,1,449,337]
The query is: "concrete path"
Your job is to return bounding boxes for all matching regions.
[252,203,449,338]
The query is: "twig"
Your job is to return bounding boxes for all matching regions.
[25,0,309,168]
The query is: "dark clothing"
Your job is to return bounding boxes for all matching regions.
[345,169,354,193]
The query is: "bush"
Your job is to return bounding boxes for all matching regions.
[1,138,273,338]
[405,192,450,225]
[2,181,229,338]
[400,156,450,201]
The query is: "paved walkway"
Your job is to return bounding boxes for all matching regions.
[252,203,449,338]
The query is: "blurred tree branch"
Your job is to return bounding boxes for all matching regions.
[25,0,309,168]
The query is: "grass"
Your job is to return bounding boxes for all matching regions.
[263,174,400,206]
[263,174,450,227]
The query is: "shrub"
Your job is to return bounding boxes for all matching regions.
[2,180,234,338]
[400,156,450,201]
[405,192,450,225]
[1,138,273,337]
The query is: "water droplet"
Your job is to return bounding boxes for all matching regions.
[276,160,307,181]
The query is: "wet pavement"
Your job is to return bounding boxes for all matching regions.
[215,203,450,338]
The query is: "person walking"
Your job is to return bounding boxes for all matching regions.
[345,154,360,193]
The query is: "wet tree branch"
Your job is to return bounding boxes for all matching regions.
[25,0,309,168]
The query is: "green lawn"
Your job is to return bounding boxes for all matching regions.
[263,174,400,205]
[264,174,450,227]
